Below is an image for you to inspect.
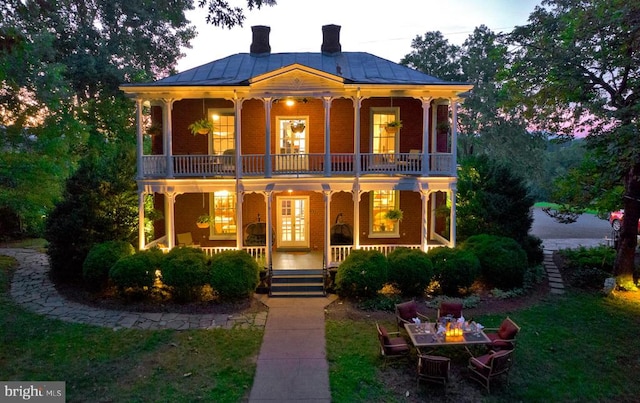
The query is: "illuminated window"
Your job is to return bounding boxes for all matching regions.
[370,190,399,235]
[208,109,235,155]
[372,108,399,155]
[210,191,236,238]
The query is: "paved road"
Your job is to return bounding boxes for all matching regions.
[530,207,612,239]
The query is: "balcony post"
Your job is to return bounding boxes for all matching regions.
[419,189,431,252]
[265,190,273,268]
[353,187,362,249]
[236,190,244,249]
[352,92,362,176]
[165,191,177,248]
[135,98,144,179]
[162,98,175,178]
[421,97,432,176]
[323,97,332,176]
[449,187,457,248]
[264,98,273,178]
[234,94,244,178]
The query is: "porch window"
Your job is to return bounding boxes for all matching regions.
[210,191,236,239]
[370,190,400,237]
[208,108,235,155]
[372,108,399,155]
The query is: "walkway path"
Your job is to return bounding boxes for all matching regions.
[3,247,335,402]
[3,248,266,330]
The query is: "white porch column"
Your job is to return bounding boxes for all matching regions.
[352,92,362,175]
[264,191,273,268]
[264,98,273,178]
[449,188,457,247]
[138,191,146,251]
[323,190,332,266]
[236,190,244,250]
[353,187,362,249]
[162,99,175,178]
[421,97,432,176]
[450,98,459,173]
[323,97,333,176]
[135,98,144,179]
[164,191,177,248]
[420,190,432,252]
[234,95,244,178]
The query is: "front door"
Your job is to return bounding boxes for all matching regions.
[276,117,308,171]
[277,196,310,249]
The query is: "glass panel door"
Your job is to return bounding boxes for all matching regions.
[277,196,309,248]
[276,117,308,171]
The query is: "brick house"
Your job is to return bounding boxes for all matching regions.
[120,24,472,274]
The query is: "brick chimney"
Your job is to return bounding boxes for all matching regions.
[250,25,271,55]
[321,24,341,54]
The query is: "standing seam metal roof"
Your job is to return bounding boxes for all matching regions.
[146,52,455,87]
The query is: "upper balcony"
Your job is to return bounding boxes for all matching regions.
[140,151,454,179]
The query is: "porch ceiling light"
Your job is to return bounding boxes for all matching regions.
[285,98,295,107]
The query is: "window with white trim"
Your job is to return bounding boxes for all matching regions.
[370,190,400,237]
[209,191,236,238]
[208,108,235,155]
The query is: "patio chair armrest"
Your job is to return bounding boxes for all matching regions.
[416,312,430,321]
[469,356,491,370]
[396,316,412,324]
[387,330,403,337]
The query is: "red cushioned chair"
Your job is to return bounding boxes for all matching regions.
[484,317,521,350]
[437,301,463,320]
[395,300,430,331]
[376,322,410,367]
[468,349,513,393]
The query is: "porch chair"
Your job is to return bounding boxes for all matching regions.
[395,300,430,331]
[484,317,521,351]
[467,349,514,393]
[376,322,410,367]
[176,232,195,247]
[437,301,463,321]
[417,354,450,388]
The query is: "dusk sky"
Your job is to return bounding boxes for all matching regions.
[177,0,543,72]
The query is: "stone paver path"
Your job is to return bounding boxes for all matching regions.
[2,248,266,330]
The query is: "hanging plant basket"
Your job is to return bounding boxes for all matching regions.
[290,122,305,133]
[188,119,214,136]
[196,215,211,228]
[385,120,402,133]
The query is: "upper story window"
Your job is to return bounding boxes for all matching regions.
[208,108,235,155]
[372,107,399,154]
[370,190,400,237]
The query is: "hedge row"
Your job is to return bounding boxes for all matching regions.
[335,234,542,299]
[83,243,259,302]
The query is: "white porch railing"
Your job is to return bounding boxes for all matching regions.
[141,152,455,178]
[329,244,445,266]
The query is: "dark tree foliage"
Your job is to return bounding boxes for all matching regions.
[198,0,276,28]
[46,144,138,281]
[456,155,534,244]
[507,0,640,289]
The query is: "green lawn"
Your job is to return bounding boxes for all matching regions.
[326,292,640,402]
[0,255,263,403]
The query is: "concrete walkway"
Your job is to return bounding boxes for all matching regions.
[249,295,336,402]
[3,247,335,402]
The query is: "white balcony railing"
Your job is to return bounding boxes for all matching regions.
[141,152,454,178]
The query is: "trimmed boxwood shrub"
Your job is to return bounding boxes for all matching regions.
[82,241,135,289]
[108,251,156,294]
[335,250,388,299]
[387,248,433,297]
[209,250,260,300]
[427,247,480,296]
[461,234,527,290]
[521,234,544,267]
[160,247,209,302]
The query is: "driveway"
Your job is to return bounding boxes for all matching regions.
[530,207,613,250]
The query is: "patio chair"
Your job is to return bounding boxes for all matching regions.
[437,301,463,321]
[467,349,513,393]
[417,354,450,388]
[484,317,521,350]
[395,300,430,331]
[176,232,194,247]
[376,322,410,367]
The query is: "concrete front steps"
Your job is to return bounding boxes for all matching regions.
[270,269,326,297]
